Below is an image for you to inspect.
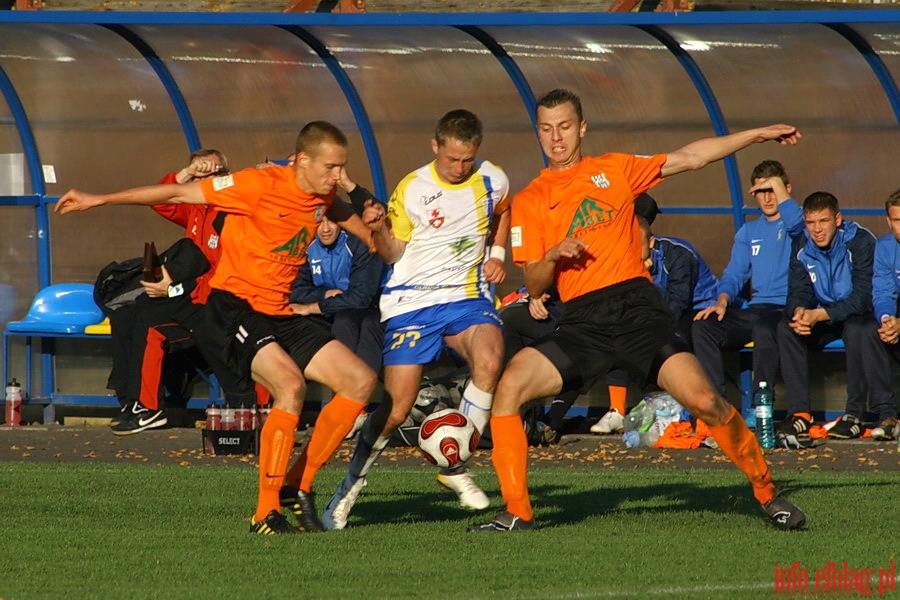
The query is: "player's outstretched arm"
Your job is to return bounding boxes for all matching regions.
[55,182,206,215]
[661,124,800,177]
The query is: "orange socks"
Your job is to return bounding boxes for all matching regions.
[707,405,776,505]
[284,395,365,492]
[608,385,627,415]
[254,407,298,522]
[490,414,534,521]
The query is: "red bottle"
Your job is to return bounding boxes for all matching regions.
[205,403,222,430]
[4,379,22,427]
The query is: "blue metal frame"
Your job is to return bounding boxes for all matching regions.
[638,25,744,231]
[102,24,203,152]
[2,10,900,26]
[455,25,541,163]
[1,9,898,415]
[280,25,389,202]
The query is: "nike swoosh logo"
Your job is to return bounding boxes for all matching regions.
[751,239,763,243]
[137,414,159,427]
[279,212,291,218]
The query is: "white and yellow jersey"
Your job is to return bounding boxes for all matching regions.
[380,159,509,321]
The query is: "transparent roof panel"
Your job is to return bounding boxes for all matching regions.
[131,25,364,175]
[671,23,900,210]
[305,25,539,196]
[0,24,187,194]
[488,25,730,211]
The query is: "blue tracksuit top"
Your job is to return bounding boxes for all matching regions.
[786,219,876,324]
[649,236,719,319]
[717,198,805,305]
[290,230,384,317]
[872,232,900,323]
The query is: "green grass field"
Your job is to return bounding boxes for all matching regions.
[0,463,896,599]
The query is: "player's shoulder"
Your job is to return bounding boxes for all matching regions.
[476,159,508,179]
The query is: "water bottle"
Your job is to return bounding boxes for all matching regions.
[622,429,660,448]
[221,403,235,431]
[622,399,658,447]
[754,381,775,449]
[205,402,222,430]
[234,404,253,431]
[5,378,22,427]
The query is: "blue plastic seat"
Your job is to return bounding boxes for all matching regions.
[5,283,104,334]
[3,284,106,418]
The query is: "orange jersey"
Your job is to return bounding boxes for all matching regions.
[199,165,333,315]
[510,153,667,302]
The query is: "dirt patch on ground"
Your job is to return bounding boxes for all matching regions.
[1,424,897,474]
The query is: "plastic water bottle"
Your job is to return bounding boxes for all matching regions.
[4,378,22,427]
[205,402,222,430]
[221,403,235,431]
[234,405,253,431]
[622,399,659,447]
[754,381,775,449]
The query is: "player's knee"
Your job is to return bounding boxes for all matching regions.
[685,387,730,425]
[384,408,408,432]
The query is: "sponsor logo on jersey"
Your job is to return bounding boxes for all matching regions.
[450,236,477,263]
[568,197,617,236]
[271,228,311,261]
[212,174,234,191]
[510,226,522,248]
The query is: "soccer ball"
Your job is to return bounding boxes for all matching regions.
[417,408,480,468]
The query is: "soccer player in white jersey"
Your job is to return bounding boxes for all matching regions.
[322,109,510,529]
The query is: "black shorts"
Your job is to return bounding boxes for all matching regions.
[531,278,689,393]
[205,290,334,379]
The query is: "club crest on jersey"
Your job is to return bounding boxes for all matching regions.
[591,173,611,189]
[315,206,324,222]
[429,209,445,229]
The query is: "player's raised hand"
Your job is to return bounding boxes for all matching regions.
[362,198,386,231]
[759,124,801,145]
[55,189,103,214]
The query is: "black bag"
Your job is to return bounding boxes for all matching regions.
[94,238,210,316]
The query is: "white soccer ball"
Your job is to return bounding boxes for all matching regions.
[417,408,480,469]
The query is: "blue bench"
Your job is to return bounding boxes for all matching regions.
[2,283,220,423]
[738,339,846,426]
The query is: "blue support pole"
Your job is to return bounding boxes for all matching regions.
[281,25,388,202]
[637,25,745,231]
[102,24,203,152]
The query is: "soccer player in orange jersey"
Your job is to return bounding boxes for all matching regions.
[468,89,807,532]
[56,122,378,535]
